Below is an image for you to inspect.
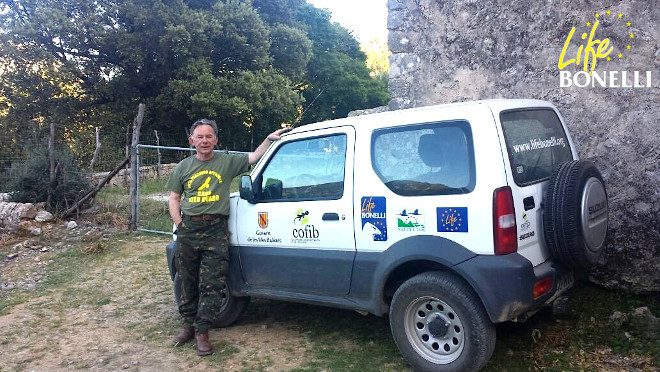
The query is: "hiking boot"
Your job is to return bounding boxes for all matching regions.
[195,333,214,356]
[172,326,194,346]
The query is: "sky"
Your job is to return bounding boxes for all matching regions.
[307,0,388,43]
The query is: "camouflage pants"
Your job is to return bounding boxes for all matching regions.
[175,216,229,334]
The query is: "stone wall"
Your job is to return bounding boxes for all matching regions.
[386,0,658,292]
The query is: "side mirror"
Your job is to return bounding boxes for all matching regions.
[239,175,256,203]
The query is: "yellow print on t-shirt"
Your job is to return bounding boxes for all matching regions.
[187,170,223,203]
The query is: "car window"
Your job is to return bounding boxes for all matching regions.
[500,109,573,185]
[372,121,475,196]
[258,134,346,201]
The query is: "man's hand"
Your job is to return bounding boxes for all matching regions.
[249,127,293,165]
[267,127,292,142]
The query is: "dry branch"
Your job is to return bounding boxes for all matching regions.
[61,156,130,218]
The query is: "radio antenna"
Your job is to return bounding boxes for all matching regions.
[291,88,324,128]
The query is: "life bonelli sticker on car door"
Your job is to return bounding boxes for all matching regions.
[361,197,387,241]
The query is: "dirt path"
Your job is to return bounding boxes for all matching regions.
[0,227,313,372]
[1,223,657,372]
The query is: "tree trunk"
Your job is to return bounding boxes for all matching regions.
[128,103,145,230]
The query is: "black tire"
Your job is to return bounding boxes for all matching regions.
[173,272,250,328]
[390,271,496,372]
[544,160,608,269]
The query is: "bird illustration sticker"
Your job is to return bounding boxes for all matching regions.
[397,209,425,232]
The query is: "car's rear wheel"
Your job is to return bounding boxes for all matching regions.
[173,272,250,328]
[390,271,495,372]
[544,160,608,269]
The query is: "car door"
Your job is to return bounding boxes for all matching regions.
[235,126,356,296]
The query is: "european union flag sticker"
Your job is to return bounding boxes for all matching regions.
[437,207,468,232]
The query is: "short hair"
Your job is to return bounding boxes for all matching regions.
[190,119,218,137]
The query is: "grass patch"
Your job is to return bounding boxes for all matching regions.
[486,281,660,370]
[247,300,409,371]
[0,231,137,316]
[0,292,29,316]
[243,283,658,372]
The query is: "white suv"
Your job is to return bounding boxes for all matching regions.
[166,99,608,371]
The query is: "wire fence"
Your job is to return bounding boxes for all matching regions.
[0,124,190,192]
[0,124,247,233]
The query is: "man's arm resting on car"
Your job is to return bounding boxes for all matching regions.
[248,127,291,165]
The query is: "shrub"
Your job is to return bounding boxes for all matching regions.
[7,145,91,214]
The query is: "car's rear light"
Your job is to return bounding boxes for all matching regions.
[493,187,518,255]
[533,277,553,298]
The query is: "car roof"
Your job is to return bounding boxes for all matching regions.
[284,99,556,137]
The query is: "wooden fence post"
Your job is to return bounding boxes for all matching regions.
[46,122,56,207]
[184,127,191,148]
[128,103,145,230]
[154,129,162,178]
[123,122,130,188]
[89,127,101,173]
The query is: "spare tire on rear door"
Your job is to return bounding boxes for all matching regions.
[543,160,608,269]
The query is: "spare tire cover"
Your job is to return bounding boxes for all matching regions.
[543,160,608,269]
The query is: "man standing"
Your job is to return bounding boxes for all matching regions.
[167,119,289,356]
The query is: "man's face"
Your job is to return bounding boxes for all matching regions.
[189,124,218,157]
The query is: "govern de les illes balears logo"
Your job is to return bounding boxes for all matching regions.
[558,10,652,88]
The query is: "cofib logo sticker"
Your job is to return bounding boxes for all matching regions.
[557,10,652,88]
[292,209,320,244]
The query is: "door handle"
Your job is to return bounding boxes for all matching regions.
[523,196,535,211]
[322,213,339,221]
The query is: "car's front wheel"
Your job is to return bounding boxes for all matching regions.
[173,272,250,328]
[390,271,495,372]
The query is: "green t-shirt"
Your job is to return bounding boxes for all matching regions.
[167,152,249,216]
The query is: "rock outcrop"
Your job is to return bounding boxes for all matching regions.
[386,0,659,292]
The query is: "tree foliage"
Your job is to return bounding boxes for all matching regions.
[0,0,390,157]
[362,39,390,78]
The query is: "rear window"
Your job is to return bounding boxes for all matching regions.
[500,109,573,185]
[372,120,475,196]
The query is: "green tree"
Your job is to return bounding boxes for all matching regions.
[156,58,302,149]
[269,24,313,81]
[302,52,389,123]
[1,0,389,159]
[253,0,390,123]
